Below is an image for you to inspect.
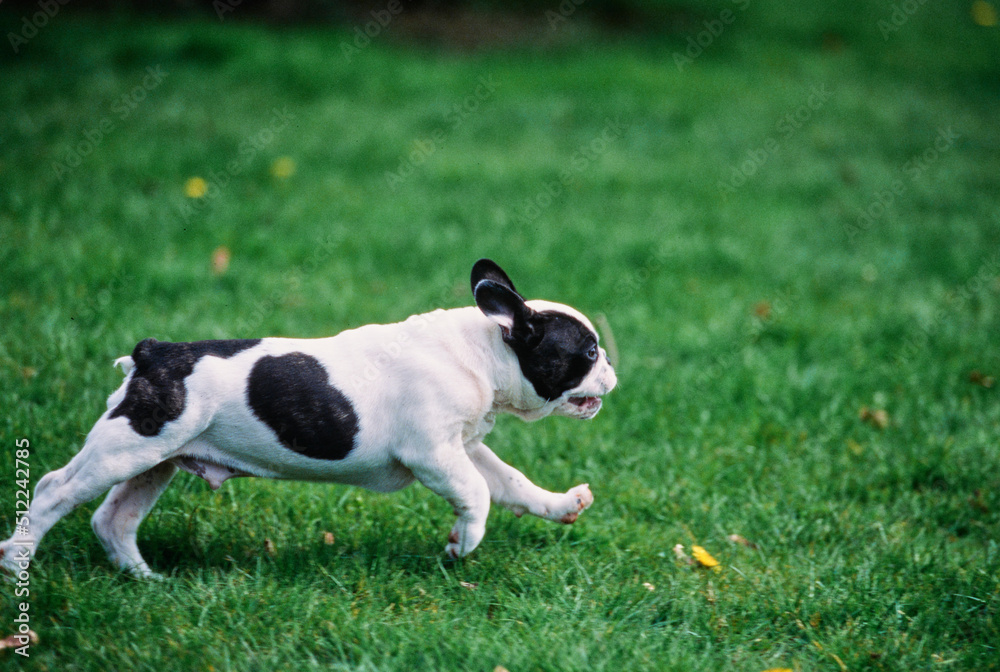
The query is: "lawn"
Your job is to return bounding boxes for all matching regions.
[1,1,999,670]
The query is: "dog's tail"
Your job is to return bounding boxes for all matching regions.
[106,356,134,411]
[113,356,134,375]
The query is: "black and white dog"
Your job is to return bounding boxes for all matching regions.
[1,260,616,577]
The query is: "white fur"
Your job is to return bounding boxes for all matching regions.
[1,301,616,578]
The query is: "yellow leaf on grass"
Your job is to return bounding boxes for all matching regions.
[184,176,208,198]
[692,545,719,568]
[972,0,998,26]
[762,668,792,672]
[270,156,296,180]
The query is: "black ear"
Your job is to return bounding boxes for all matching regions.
[470,259,520,298]
[474,279,540,346]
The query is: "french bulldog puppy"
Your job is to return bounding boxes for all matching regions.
[1,259,616,578]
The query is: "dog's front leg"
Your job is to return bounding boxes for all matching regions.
[467,442,593,524]
[406,448,492,559]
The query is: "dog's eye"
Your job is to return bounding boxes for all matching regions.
[586,346,598,361]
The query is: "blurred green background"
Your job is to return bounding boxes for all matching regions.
[1,1,999,670]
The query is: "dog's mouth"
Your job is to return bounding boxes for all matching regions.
[566,396,602,413]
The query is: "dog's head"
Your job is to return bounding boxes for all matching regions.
[472,259,617,420]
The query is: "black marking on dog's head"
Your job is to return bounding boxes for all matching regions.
[506,310,599,401]
[246,352,359,461]
[472,261,598,401]
[110,338,261,436]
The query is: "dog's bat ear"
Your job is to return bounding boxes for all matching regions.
[474,279,540,347]
[470,259,520,299]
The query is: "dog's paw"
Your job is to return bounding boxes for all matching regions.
[444,519,486,559]
[558,483,594,524]
[445,528,463,559]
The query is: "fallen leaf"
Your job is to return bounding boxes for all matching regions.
[494,667,511,672]
[821,31,844,53]
[762,668,792,672]
[727,533,759,550]
[861,263,878,283]
[459,581,478,590]
[184,176,208,199]
[692,545,720,569]
[270,156,296,180]
[0,630,39,649]
[642,582,655,591]
[969,490,990,513]
[673,544,693,565]
[859,406,889,429]
[211,246,231,276]
[972,0,998,26]
[969,370,995,388]
[323,531,335,545]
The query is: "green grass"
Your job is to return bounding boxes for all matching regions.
[1,2,999,670]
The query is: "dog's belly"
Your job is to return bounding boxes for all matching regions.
[172,431,417,494]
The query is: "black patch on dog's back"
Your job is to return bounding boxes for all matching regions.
[509,312,597,401]
[110,338,261,436]
[246,353,359,461]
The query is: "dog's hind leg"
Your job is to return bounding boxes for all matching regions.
[91,461,178,578]
[0,415,186,577]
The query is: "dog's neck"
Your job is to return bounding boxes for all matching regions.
[426,307,552,421]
